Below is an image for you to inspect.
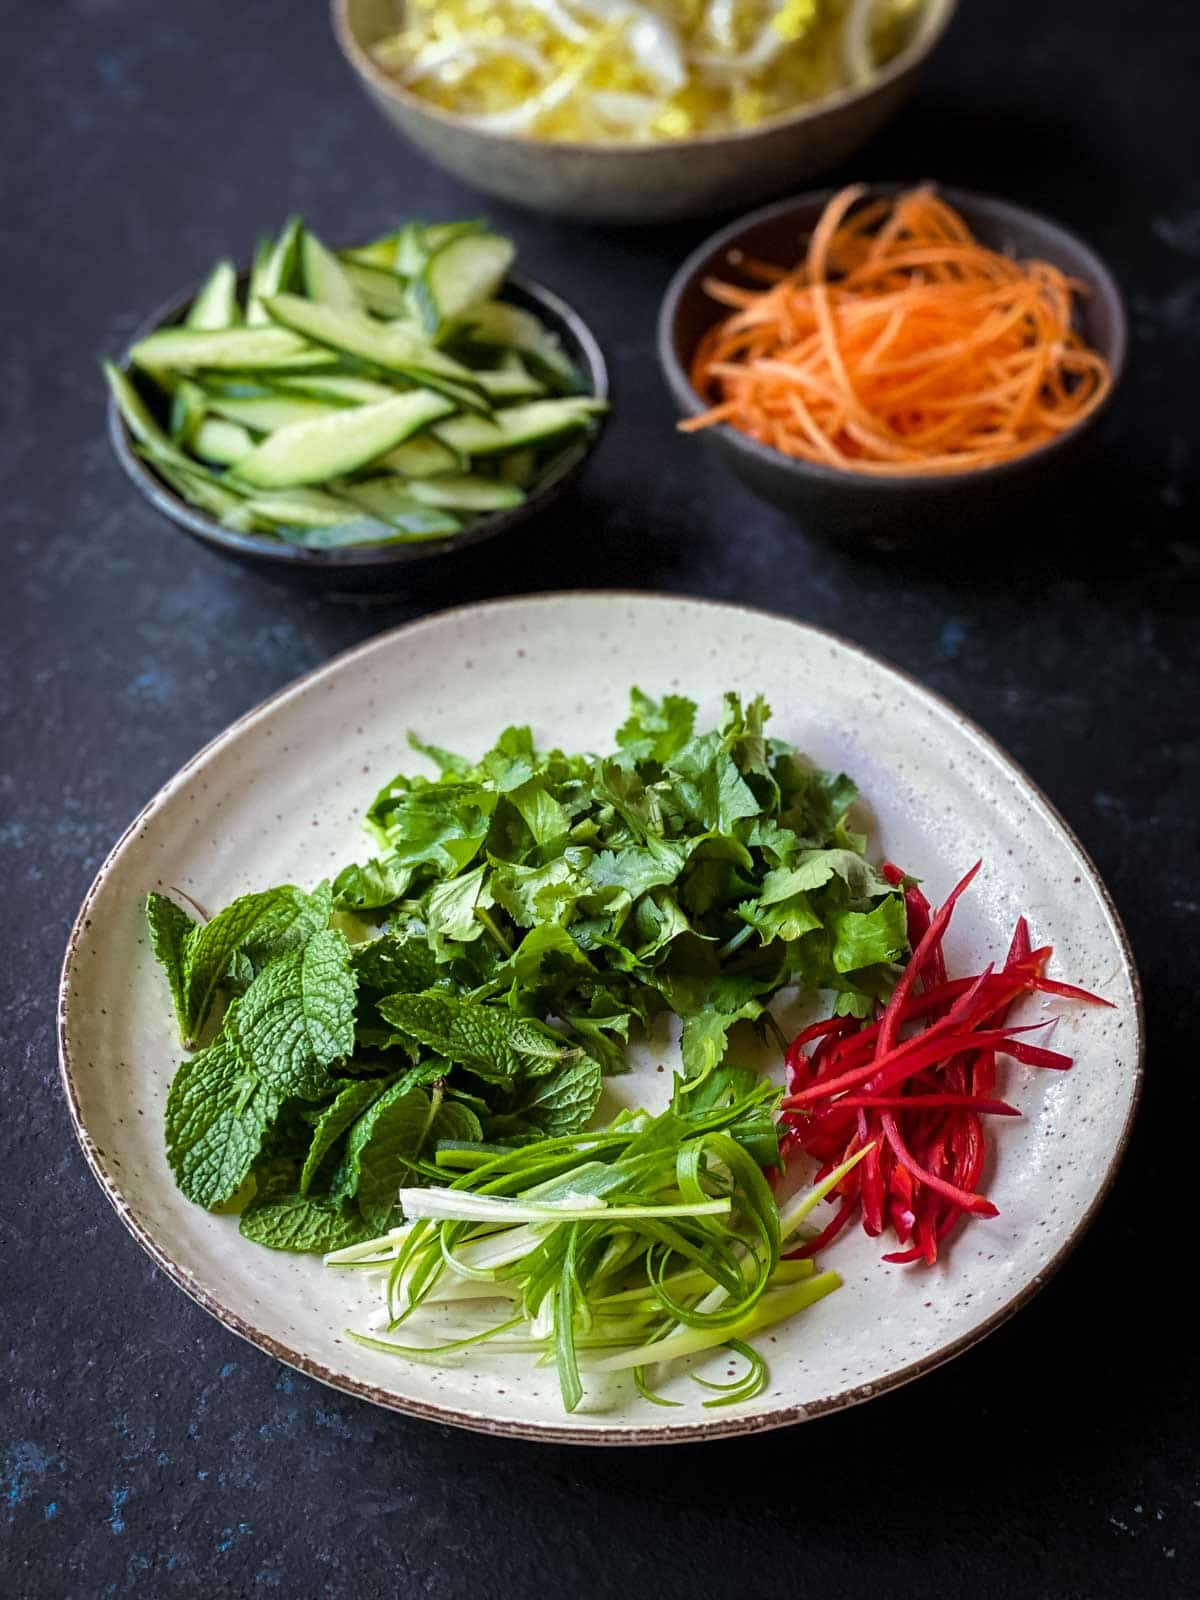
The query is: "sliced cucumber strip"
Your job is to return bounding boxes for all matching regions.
[144,453,250,519]
[422,220,486,255]
[109,215,602,550]
[375,434,462,478]
[336,478,464,536]
[229,389,454,490]
[463,300,579,391]
[414,233,516,335]
[169,378,207,444]
[205,392,342,432]
[405,475,525,512]
[271,373,396,405]
[186,260,239,330]
[342,231,406,271]
[243,235,273,327]
[192,417,254,466]
[341,260,411,319]
[393,222,428,277]
[247,216,302,324]
[242,487,356,528]
[262,294,491,412]
[104,361,191,468]
[277,513,458,548]
[435,398,603,458]
[473,360,546,401]
[300,230,359,310]
[498,447,538,487]
[129,325,335,372]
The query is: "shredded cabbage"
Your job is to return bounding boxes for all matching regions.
[373,0,926,143]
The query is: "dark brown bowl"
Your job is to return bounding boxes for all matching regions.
[658,186,1127,549]
[108,271,608,598]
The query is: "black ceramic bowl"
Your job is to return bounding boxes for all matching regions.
[109,271,608,597]
[658,186,1126,549]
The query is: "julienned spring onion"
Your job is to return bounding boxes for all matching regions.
[326,1066,868,1413]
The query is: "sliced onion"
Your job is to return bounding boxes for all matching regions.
[464,61,590,131]
[704,0,739,52]
[571,0,687,94]
[523,0,592,44]
[841,0,879,85]
[589,88,664,128]
[403,35,552,89]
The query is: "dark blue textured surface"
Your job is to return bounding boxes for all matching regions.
[3,1,1198,1594]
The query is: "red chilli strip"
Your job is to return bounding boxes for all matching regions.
[835,1093,1021,1115]
[860,1122,887,1236]
[1034,976,1114,1007]
[1005,1039,1073,1071]
[785,1015,857,1092]
[876,860,982,1060]
[880,1110,999,1217]
[881,862,938,970]
[785,1192,859,1259]
[976,916,1035,1095]
[783,1018,1046,1108]
[813,957,1049,1077]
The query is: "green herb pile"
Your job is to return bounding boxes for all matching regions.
[148,689,907,1254]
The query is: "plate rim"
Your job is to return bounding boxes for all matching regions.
[57,590,1144,1446]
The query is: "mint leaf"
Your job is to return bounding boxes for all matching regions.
[146,892,196,1043]
[830,894,909,973]
[239,1196,374,1253]
[233,929,356,1100]
[492,1054,602,1138]
[164,1032,279,1208]
[377,992,574,1083]
[431,1100,483,1144]
[181,883,332,1041]
[299,1078,388,1195]
[616,689,696,765]
[332,1082,442,1230]
[351,932,439,995]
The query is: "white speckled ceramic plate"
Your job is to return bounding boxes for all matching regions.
[59,593,1141,1444]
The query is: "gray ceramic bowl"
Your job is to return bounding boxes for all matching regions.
[108,272,608,598]
[332,0,958,225]
[658,186,1127,548]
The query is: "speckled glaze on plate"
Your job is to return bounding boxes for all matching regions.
[58,593,1141,1444]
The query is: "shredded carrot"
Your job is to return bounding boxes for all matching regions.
[680,185,1112,475]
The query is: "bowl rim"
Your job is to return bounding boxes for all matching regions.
[657,182,1128,494]
[331,0,959,155]
[108,269,609,570]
